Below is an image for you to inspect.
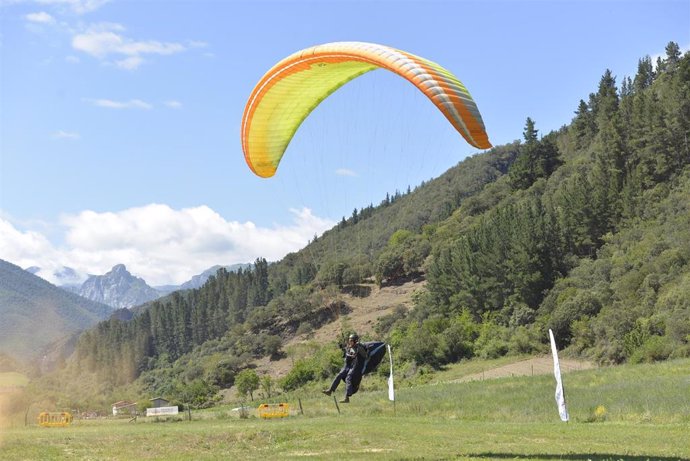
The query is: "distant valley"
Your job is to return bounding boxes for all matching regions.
[0,259,250,363]
[0,259,112,362]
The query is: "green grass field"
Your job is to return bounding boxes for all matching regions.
[0,372,29,388]
[2,358,688,460]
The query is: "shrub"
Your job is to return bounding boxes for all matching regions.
[183,364,204,382]
[508,325,542,355]
[629,335,673,363]
[437,311,479,362]
[397,321,443,368]
[296,322,313,336]
[375,305,408,335]
[474,317,510,359]
[342,260,372,285]
[315,261,347,288]
[280,359,318,391]
[262,335,283,358]
[171,379,219,409]
[375,232,430,285]
[509,303,536,328]
[548,291,603,343]
[206,359,237,388]
[235,369,260,401]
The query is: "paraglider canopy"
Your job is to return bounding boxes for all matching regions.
[241,41,491,178]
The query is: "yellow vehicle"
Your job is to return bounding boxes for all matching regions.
[38,411,73,427]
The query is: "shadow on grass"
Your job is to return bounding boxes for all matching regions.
[465,453,689,461]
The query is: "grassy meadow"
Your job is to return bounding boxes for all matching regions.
[1,358,688,460]
[0,372,29,388]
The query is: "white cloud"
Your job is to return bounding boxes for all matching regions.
[0,218,54,258]
[26,11,55,23]
[335,168,357,177]
[36,0,111,15]
[52,129,80,139]
[114,56,142,70]
[164,100,182,109]
[0,217,69,283]
[85,98,152,110]
[71,23,127,57]
[72,22,187,70]
[0,205,335,286]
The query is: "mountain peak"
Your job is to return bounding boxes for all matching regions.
[79,264,160,309]
[110,264,128,274]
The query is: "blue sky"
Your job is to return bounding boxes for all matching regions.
[1,0,688,286]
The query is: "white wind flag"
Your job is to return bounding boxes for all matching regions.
[387,344,395,401]
[549,329,569,422]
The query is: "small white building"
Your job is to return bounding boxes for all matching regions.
[111,400,137,416]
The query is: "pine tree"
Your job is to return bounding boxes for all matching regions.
[589,69,625,233]
[663,41,681,73]
[248,258,270,307]
[536,133,561,179]
[509,118,539,190]
[572,100,595,148]
[633,57,654,92]
[509,118,560,190]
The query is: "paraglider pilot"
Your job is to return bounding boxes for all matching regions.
[322,333,367,403]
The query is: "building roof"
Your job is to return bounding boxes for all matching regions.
[112,400,137,408]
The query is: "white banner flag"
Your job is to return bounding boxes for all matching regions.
[548,329,569,422]
[387,344,395,401]
[146,406,178,417]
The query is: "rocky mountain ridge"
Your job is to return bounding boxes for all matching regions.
[31,263,252,309]
[76,264,162,310]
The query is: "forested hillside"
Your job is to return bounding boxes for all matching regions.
[413,43,690,366]
[38,43,689,409]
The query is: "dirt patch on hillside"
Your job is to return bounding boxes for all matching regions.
[253,279,425,380]
[251,280,593,389]
[450,356,595,383]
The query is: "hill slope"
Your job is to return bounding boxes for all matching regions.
[0,259,113,361]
